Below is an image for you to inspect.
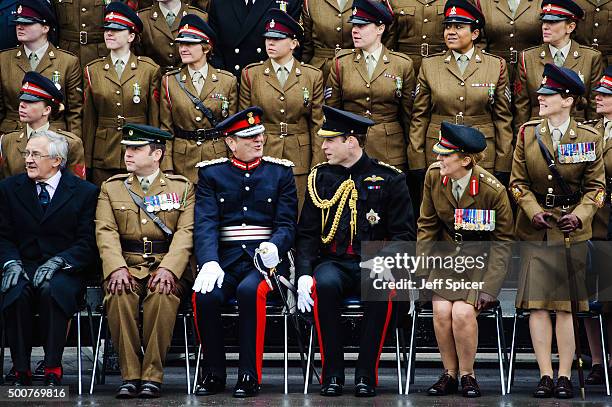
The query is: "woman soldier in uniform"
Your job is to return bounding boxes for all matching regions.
[510,63,605,399]
[409,0,513,187]
[513,0,603,129]
[418,122,513,397]
[83,2,161,186]
[160,14,237,184]
[326,0,415,172]
[240,9,324,208]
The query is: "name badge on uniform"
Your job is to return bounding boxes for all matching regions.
[132,83,141,104]
[454,209,496,231]
[51,71,61,90]
[558,142,596,164]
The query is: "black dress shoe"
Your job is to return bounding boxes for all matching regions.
[320,376,343,396]
[586,364,604,385]
[195,374,226,396]
[354,376,376,397]
[460,375,481,397]
[14,372,32,386]
[138,381,161,398]
[554,376,574,399]
[233,374,259,398]
[43,373,61,386]
[116,380,140,399]
[427,372,458,396]
[533,375,554,398]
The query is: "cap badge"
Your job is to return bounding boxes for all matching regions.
[247,112,255,125]
[450,6,457,15]
[183,24,189,30]
[17,5,22,14]
[269,19,275,28]
[541,76,547,85]
[108,12,114,19]
[128,130,134,136]
[353,7,357,15]
[545,4,552,11]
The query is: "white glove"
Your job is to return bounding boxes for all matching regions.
[297,275,315,313]
[258,242,279,269]
[361,258,395,283]
[192,261,225,294]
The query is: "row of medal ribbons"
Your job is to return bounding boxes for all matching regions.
[454,209,496,231]
[557,142,596,164]
[145,193,181,213]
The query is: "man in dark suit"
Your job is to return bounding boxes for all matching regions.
[0,130,98,386]
[208,0,301,78]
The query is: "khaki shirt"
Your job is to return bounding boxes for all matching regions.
[0,44,83,137]
[326,46,415,166]
[95,171,195,280]
[240,59,325,174]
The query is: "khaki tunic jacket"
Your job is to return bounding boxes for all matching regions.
[160,65,238,183]
[574,0,612,66]
[95,171,195,280]
[418,163,514,299]
[510,118,605,242]
[0,44,82,137]
[240,59,324,175]
[409,48,513,172]
[301,0,355,82]
[83,54,162,171]
[138,3,208,70]
[326,46,415,167]
[0,127,86,180]
[514,42,603,128]
[590,119,612,240]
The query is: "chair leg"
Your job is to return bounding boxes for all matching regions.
[399,326,408,378]
[599,314,610,396]
[193,344,202,393]
[495,307,506,395]
[507,312,518,394]
[183,315,191,395]
[89,313,105,395]
[85,305,97,384]
[284,314,288,395]
[303,325,313,395]
[405,308,418,394]
[395,328,403,395]
[77,311,82,396]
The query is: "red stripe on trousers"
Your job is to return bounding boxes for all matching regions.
[255,280,272,383]
[312,278,325,383]
[374,289,397,386]
[191,292,202,344]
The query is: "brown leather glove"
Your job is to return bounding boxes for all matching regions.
[557,213,582,233]
[476,292,498,311]
[532,212,554,230]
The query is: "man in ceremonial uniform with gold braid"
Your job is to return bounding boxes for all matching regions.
[295,105,415,397]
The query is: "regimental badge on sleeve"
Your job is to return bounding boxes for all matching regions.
[595,188,606,208]
[510,184,522,203]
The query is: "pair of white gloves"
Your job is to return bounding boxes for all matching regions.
[192,242,280,293]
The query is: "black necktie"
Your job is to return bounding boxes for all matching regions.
[38,182,50,211]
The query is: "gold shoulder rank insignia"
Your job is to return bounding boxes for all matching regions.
[262,156,295,167]
[364,175,385,182]
[195,157,229,168]
[376,161,402,173]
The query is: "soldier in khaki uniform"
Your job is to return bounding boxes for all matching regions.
[326,0,415,170]
[240,9,324,207]
[138,0,208,72]
[510,64,605,399]
[479,0,541,85]
[418,122,513,397]
[95,123,195,399]
[301,0,356,81]
[1,72,85,180]
[385,0,447,74]
[139,0,209,11]
[574,0,612,66]
[513,0,603,129]
[0,0,82,137]
[83,3,162,186]
[160,14,237,183]
[409,0,513,186]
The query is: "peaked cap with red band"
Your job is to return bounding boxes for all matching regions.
[216,106,266,138]
[20,71,63,107]
[263,8,303,42]
[175,14,216,46]
[594,65,612,95]
[443,0,485,29]
[348,0,393,26]
[103,2,142,33]
[537,63,585,96]
[14,0,56,26]
[540,0,584,21]
[433,121,486,155]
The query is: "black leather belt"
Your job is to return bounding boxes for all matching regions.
[534,191,582,209]
[174,127,220,142]
[444,224,491,244]
[121,239,170,256]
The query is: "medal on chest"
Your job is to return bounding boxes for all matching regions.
[132,83,141,104]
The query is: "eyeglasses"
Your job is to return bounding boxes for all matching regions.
[21,151,51,160]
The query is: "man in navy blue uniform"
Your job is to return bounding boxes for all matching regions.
[0,130,98,386]
[0,0,18,50]
[295,105,416,397]
[192,106,297,397]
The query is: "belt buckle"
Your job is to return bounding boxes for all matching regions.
[143,238,153,258]
[420,43,429,57]
[116,115,125,130]
[79,31,88,45]
[510,49,518,64]
[280,122,288,136]
[455,113,464,125]
[545,193,555,208]
[592,42,599,49]
[453,232,463,245]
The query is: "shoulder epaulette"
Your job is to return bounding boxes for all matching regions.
[163,68,181,77]
[54,47,78,58]
[262,156,294,167]
[136,56,159,68]
[139,5,153,12]
[578,119,600,127]
[481,50,503,60]
[85,57,107,68]
[522,119,543,127]
[423,51,446,59]
[309,161,329,171]
[106,173,130,182]
[165,173,191,182]
[389,50,414,62]
[375,160,403,174]
[298,61,322,73]
[577,122,600,135]
[244,61,264,70]
[195,157,229,167]
[477,170,504,191]
[336,49,354,59]
[214,68,236,78]
[522,45,541,53]
[428,161,441,170]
